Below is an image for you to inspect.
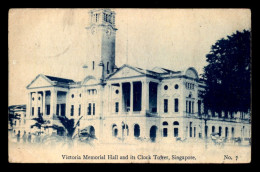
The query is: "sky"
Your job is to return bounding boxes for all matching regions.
[8,8,251,106]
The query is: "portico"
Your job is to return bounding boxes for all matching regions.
[107,78,160,116]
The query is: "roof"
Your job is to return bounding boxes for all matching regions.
[106,64,186,80]
[106,64,161,80]
[45,75,75,84]
[8,104,26,111]
[151,66,181,75]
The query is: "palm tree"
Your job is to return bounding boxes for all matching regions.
[56,116,83,139]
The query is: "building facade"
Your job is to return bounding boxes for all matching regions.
[23,9,251,144]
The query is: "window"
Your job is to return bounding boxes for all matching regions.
[173,121,179,125]
[192,102,194,113]
[46,105,50,115]
[107,62,110,74]
[231,127,235,138]
[163,121,168,125]
[93,103,95,115]
[186,101,188,113]
[225,127,228,138]
[194,127,196,137]
[212,126,215,133]
[115,102,119,113]
[38,97,41,100]
[174,84,179,89]
[115,90,119,94]
[134,124,140,137]
[164,85,168,90]
[56,104,59,116]
[174,128,179,137]
[190,122,192,137]
[71,94,74,98]
[78,105,81,116]
[164,99,168,113]
[163,128,168,137]
[198,100,201,115]
[70,105,74,116]
[219,126,222,136]
[32,107,34,116]
[189,101,191,113]
[88,103,92,115]
[174,98,179,112]
[93,61,95,70]
[205,125,208,138]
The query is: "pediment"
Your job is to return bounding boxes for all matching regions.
[27,75,53,89]
[109,66,144,79]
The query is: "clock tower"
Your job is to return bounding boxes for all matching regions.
[85,9,117,81]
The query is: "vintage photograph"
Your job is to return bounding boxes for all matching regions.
[8,8,251,163]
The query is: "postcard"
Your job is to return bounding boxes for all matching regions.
[8,8,251,163]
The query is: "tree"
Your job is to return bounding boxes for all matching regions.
[31,114,49,130]
[8,113,21,128]
[57,116,82,139]
[202,30,251,116]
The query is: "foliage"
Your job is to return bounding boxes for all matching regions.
[202,30,251,115]
[30,114,50,129]
[8,113,21,127]
[57,116,82,138]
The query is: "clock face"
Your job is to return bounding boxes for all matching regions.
[106,28,111,36]
[91,27,96,35]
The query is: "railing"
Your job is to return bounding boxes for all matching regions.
[184,111,251,123]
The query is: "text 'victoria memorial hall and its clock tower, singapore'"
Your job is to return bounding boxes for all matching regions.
[21,9,251,143]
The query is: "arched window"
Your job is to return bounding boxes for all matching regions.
[174,98,179,112]
[134,124,140,137]
[190,122,193,137]
[122,124,129,137]
[163,121,168,125]
[231,127,235,138]
[205,125,208,138]
[162,121,168,137]
[107,62,110,74]
[212,126,215,133]
[150,126,157,142]
[173,121,179,137]
[219,126,222,136]
[112,124,118,137]
[225,127,229,138]
[173,121,179,125]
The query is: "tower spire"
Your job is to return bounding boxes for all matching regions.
[126,10,129,64]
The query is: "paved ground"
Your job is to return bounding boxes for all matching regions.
[8,136,251,163]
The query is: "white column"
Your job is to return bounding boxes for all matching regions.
[157,83,161,114]
[59,103,62,116]
[130,82,133,113]
[109,84,112,114]
[36,92,39,116]
[83,90,86,118]
[142,81,149,115]
[26,92,32,118]
[42,91,46,115]
[119,83,122,114]
[50,89,57,118]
